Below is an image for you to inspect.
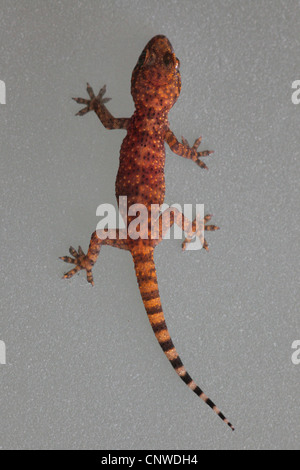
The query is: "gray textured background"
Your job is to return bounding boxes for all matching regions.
[0,0,299,450]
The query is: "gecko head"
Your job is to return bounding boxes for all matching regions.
[131,35,181,111]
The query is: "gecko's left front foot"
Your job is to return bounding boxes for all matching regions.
[60,246,95,285]
[182,214,219,251]
[73,83,111,116]
[181,136,214,170]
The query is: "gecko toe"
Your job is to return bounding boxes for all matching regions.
[193,136,202,149]
[196,159,209,170]
[72,97,89,104]
[86,83,95,99]
[76,106,90,116]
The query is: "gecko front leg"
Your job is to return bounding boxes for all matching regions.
[165,128,214,170]
[73,83,130,130]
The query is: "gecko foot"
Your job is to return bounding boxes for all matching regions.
[181,136,214,170]
[182,214,219,251]
[60,246,95,285]
[73,83,111,116]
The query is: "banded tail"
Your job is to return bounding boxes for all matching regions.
[132,245,234,431]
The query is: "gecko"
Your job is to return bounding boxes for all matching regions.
[60,35,234,431]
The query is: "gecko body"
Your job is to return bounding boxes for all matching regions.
[60,35,234,430]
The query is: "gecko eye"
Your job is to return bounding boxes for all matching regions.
[137,49,156,67]
[137,50,147,67]
[163,52,173,67]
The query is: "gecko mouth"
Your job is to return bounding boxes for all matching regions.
[147,74,177,87]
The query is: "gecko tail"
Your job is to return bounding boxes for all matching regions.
[132,245,235,431]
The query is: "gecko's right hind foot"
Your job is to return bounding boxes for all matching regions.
[182,214,220,252]
[60,246,94,285]
[73,83,111,116]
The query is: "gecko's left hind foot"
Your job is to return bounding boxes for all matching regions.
[60,246,95,285]
[182,214,219,251]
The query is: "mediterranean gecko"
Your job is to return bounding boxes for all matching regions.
[60,35,234,430]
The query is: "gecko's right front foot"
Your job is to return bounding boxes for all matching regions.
[181,136,214,170]
[73,83,111,116]
[60,246,95,285]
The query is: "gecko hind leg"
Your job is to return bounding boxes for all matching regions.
[60,245,95,284]
[182,214,220,251]
[155,208,219,252]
